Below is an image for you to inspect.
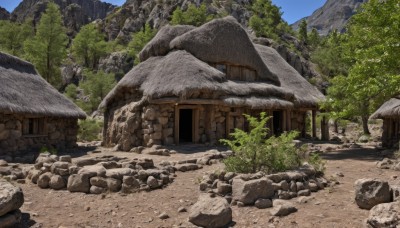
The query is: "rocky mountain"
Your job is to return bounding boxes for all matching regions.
[0,7,10,20]
[292,0,368,35]
[11,0,116,36]
[103,0,253,43]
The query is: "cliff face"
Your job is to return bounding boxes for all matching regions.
[103,0,253,43]
[0,7,10,20]
[11,0,116,36]
[292,0,368,35]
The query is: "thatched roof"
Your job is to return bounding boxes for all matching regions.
[139,24,195,62]
[101,16,325,111]
[100,50,293,110]
[255,44,325,108]
[371,96,400,119]
[0,52,86,119]
[169,17,280,86]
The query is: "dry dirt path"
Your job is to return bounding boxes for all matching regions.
[17,145,397,228]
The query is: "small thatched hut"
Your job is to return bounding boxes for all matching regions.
[99,17,325,151]
[371,96,400,147]
[0,52,86,160]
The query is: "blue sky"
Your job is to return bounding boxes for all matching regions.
[0,0,326,24]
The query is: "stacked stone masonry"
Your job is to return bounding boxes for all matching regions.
[0,113,78,160]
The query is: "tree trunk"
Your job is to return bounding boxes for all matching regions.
[361,115,370,135]
[333,119,338,133]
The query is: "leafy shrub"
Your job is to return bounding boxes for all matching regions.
[39,146,57,155]
[307,153,326,174]
[221,112,305,174]
[78,118,103,142]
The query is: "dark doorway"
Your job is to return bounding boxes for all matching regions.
[179,109,193,143]
[273,111,283,135]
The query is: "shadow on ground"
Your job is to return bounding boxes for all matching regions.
[322,148,382,162]
[164,144,228,154]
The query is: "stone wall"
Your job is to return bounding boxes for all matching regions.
[0,113,78,161]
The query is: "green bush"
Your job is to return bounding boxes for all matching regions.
[78,118,103,142]
[221,112,305,174]
[39,146,57,155]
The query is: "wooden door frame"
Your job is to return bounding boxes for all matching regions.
[174,105,200,145]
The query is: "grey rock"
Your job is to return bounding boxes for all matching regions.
[217,182,232,195]
[37,172,52,189]
[105,168,134,180]
[0,209,22,228]
[147,176,159,189]
[107,178,122,192]
[270,199,297,216]
[78,165,107,178]
[59,155,72,163]
[189,194,232,228]
[90,176,108,188]
[0,179,24,217]
[0,159,8,166]
[232,177,274,205]
[354,178,391,210]
[158,212,169,220]
[49,175,66,190]
[255,198,272,209]
[90,186,105,194]
[178,207,187,213]
[67,174,90,193]
[366,201,400,228]
[297,189,311,196]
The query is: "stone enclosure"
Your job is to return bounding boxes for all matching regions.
[0,113,79,162]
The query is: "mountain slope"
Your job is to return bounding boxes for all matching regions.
[11,0,116,36]
[0,7,10,20]
[292,0,368,35]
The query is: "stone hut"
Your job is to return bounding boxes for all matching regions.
[371,96,400,147]
[0,52,86,160]
[99,17,325,151]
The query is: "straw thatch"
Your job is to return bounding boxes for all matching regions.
[370,96,400,119]
[255,44,325,108]
[0,52,86,119]
[100,50,294,110]
[139,24,195,62]
[169,16,280,86]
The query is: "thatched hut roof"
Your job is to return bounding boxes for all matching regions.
[101,16,325,111]
[370,96,400,119]
[100,50,293,110]
[0,52,86,119]
[169,17,280,86]
[255,44,325,108]
[139,24,195,62]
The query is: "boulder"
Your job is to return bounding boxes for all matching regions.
[366,202,400,227]
[0,179,24,217]
[189,194,232,228]
[232,178,274,205]
[90,177,108,188]
[90,186,105,194]
[147,176,159,189]
[105,168,134,180]
[67,174,90,193]
[0,209,22,227]
[78,165,107,178]
[50,162,69,174]
[49,175,66,190]
[354,178,391,210]
[59,155,72,163]
[217,182,232,195]
[37,172,52,189]
[270,199,297,216]
[107,178,122,192]
[255,198,272,209]
[74,158,100,167]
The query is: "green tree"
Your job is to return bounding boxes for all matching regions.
[128,23,157,64]
[171,3,216,26]
[308,28,320,49]
[323,0,400,134]
[79,70,116,113]
[298,19,308,43]
[249,0,292,40]
[71,23,108,69]
[24,2,68,88]
[0,20,34,56]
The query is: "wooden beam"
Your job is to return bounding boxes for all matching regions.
[282,110,287,133]
[226,111,231,138]
[193,108,200,143]
[287,110,292,131]
[312,110,317,138]
[174,105,179,145]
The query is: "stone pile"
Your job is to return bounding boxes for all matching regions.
[26,153,174,194]
[354,178,400,227]
[0,178,24,227]
[199,164,327,211]
[0,159,26,182]
[376,157,400,170]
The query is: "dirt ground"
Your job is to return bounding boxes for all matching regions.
[14,123,399,228]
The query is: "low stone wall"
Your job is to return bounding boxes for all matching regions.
[26,153,175,194]
[199,164,327,208]
[0,113,79,162]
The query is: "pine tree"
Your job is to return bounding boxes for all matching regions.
[128,23,157,64]
[71,23,108,69]
[298,19,308,43]
[24,2,68,88]
[0,20,34,56]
